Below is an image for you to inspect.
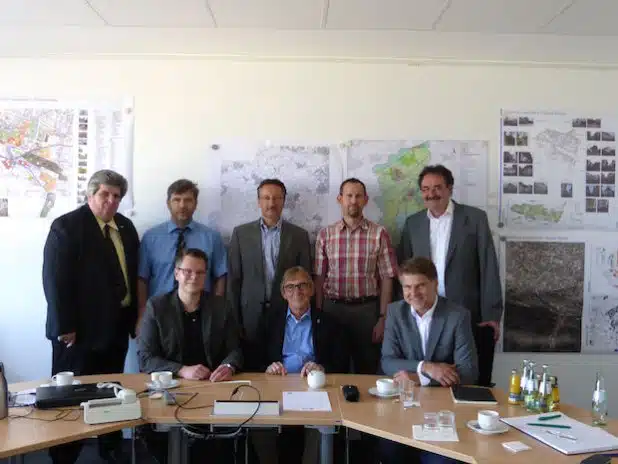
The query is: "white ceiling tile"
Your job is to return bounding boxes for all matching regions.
[436,0,573,33]
[543,0,618,35]
[89,0,215,27]
[326,0,449,30]
[208,0,323,28]
[0,0,104,26]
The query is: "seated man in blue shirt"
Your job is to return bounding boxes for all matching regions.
[263,265,347,464]
[138,179,227,328]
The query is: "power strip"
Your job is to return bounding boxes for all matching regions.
[212,400,281,416]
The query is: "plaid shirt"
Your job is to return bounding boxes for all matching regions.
[315,218,397,299]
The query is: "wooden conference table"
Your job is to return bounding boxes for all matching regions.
[1,373,617,464]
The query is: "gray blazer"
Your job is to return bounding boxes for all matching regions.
[137,291,242,374]
[381,297,478,386]
[398,201,503,324]
[227,219,311,342]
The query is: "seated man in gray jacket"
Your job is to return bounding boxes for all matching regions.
[138,247,242,380]
[137,248,242,462]
[380,257,478,464]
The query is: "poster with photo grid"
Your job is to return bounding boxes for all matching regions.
[498,110,618,230]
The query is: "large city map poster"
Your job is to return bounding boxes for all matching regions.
[0,98,134,219]
[499,110,618,353]
[343,139,488,246]
[206,139,489,246]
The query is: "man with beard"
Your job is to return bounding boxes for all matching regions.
[138,179,227,326]
[398,165,502,387]
[314,178,397,375]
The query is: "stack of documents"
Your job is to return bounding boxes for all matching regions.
[501,413,618,454]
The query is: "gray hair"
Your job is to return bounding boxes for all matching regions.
[87,170,128,198]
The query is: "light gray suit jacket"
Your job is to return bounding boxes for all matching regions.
[137,291,242,374]
[398,201,503,324]
[381,297,478,386]
[227,219,311,342]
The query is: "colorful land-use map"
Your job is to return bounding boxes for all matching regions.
[345,139,488,245]
[0,108,74,218]
[0,99,134,219]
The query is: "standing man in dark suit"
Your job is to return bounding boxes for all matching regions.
[227,178,312,371]
[263,265,347,464]
[43,169,139,463]
[398,165,502,387]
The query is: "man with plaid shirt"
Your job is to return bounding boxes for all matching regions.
[314,178,397,374]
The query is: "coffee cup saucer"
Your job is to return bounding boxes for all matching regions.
[368,387,399,398]
[41,379,82,388]
[146,379,180,391]
[467,420,509,435]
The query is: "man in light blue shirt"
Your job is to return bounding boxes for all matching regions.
[138,180,227,320]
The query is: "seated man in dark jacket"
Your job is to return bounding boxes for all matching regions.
[263,265,347,464]
[138,248,242,379]
[137,247,242,461]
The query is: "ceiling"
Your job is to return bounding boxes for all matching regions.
[2,0,618,36]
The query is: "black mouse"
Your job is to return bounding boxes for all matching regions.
[342,385,359,402]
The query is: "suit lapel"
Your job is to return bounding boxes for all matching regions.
[445,202,465,267]
[250,221,266,288]
[170,293,185,359]
[311,310,321,362]
[276,221,293,278]
[401,302,424,359]
[425,298,446,361]
[200,293,213,369]
[418,214,432,258]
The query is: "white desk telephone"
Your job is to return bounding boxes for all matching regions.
[81,383,142,425]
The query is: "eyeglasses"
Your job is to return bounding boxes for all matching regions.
[283,282,311,293]
[176,267,206,278]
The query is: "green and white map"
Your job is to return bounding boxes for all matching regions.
[345,139,488,245]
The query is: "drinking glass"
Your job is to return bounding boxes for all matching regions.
[423,412,438,432]
[398,378,415,408]
[438,410,456,433]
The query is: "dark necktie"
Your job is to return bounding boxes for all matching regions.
[104,225,127,304]
[175,227,188,259]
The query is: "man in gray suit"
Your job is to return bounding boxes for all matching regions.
[380,257,476,464]
[138,248,242,380]
[228,178,312,371]
[398,164,502,386]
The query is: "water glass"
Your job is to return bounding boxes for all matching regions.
[423,412,438,432]
[438,410,456,433]
[398,378,415,408]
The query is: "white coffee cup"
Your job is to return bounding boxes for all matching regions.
[376,378,397,395]
[307,370,326,389]
[477,410,500,430]
[52,371,74,386]
[153,371,173,387]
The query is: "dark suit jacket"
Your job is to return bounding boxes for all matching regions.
[381,297,478,386]
[43,204,139,350]
[227,219,312,342]
[398,201,503,324]
[263,308,348,374]
[137,291,242,374]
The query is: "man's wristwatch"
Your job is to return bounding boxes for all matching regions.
[222,363,236,373]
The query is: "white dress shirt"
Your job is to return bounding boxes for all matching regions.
[412,297,438,386]
[428,199,454,297]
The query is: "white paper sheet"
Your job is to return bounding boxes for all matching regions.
[282,391,332,412]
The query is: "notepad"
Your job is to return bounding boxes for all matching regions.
[501,413,618,455]
[282,391,332,412]
[450,385,498,405]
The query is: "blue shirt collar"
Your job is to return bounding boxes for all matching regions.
[286,307,311,323]
[168,220,195,233]
[260,217,282,231]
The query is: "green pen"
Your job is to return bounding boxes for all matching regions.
[537,414,562,421]
[527,423,571,429]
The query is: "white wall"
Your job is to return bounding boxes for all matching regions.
[0,58,615,414]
